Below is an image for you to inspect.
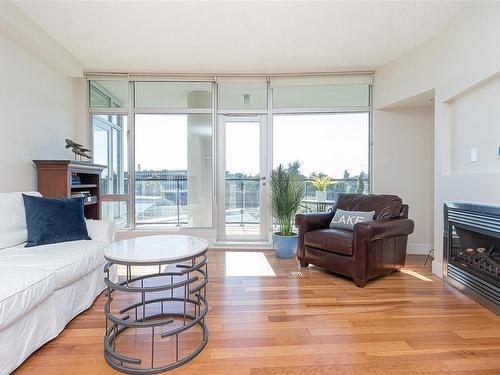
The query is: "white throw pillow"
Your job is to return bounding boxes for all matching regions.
[330,209,375,231]
[0,191,42,249]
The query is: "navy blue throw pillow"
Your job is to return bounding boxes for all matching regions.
[22,194,91,247]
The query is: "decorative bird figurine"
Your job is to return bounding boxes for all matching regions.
[66,139,92,161]
[65,139,83,149]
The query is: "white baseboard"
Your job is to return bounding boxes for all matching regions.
[432,260,443,278]
[407,243,433,255]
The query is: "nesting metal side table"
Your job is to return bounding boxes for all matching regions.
[103,235,209,374]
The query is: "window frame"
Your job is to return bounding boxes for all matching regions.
[87,76,373,231]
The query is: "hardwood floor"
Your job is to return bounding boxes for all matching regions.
[14,251,500,375]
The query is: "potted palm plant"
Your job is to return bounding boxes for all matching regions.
[311,175,334,201]
[269,164,305,258]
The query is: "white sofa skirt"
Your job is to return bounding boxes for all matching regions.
[0,263,117,375]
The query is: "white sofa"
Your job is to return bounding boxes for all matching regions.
[0,192,116,374]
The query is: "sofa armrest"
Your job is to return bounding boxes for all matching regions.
[354,217,414,242]
[295,211,334,233]
[85,219,115,244]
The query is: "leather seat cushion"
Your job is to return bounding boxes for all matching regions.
[304,228,353,256]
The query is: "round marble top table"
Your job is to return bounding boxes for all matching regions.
[103,235,209,374]
[104,235,209,265]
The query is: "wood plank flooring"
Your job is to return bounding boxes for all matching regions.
[14,251,500,375]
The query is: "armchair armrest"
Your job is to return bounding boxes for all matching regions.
[295,211,334,265]
[354,217,414,242]
[85,219,116,244]
[295,211,334,233]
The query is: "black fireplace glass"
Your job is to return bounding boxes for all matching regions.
[450,224,500,287]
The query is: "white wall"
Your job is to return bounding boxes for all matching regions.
[373,106,434,254]
[0,2,84,192]
[374,2,500,277]
[451,75,500,174]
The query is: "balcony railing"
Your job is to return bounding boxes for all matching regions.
[135,176,369,226]
[135,177,188,226]
[225,178,260,225]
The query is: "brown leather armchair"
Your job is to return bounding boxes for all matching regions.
[295,193,414,287]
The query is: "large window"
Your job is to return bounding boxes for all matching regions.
[90,81,129,228]
[92,114,128,227]
[218,80,267,110]
[92,115,128,195]
[135,82,212,108]
[89,75,372,230]
[90,80,128,108]
[272,84,369,108]
[273,113,370,201]
[134,81,213,227]
[135,114,213,226]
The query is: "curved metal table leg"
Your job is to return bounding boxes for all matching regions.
[103,250,208,374]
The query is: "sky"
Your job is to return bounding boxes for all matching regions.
[133,113,369,178]
[273,113,369,177]
[135,114,188,171]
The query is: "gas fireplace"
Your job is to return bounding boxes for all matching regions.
[444,202,500,315]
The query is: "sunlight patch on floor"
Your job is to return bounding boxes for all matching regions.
[225,252,276,277]
[400,269,433,282]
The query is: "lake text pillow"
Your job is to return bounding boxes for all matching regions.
[330,209,375,231]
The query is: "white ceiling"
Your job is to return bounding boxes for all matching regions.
[14,1,467,74]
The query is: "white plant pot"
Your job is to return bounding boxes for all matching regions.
[315,190,326,201]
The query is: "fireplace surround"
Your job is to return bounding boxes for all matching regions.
[444,202,500,315]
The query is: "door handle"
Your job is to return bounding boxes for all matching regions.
[260,176,266,180]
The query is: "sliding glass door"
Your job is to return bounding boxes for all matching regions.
[217,115,269,241]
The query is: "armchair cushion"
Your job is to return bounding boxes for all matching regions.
[304,228,353,256]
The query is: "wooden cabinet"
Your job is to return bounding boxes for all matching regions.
[33,160,106,220]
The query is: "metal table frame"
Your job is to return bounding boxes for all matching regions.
[103,248,208,374]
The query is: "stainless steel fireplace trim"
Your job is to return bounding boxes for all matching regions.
[448,209,500,234]
[448,264,500,302]
[443,202,500,316]
[446,264,500,314]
